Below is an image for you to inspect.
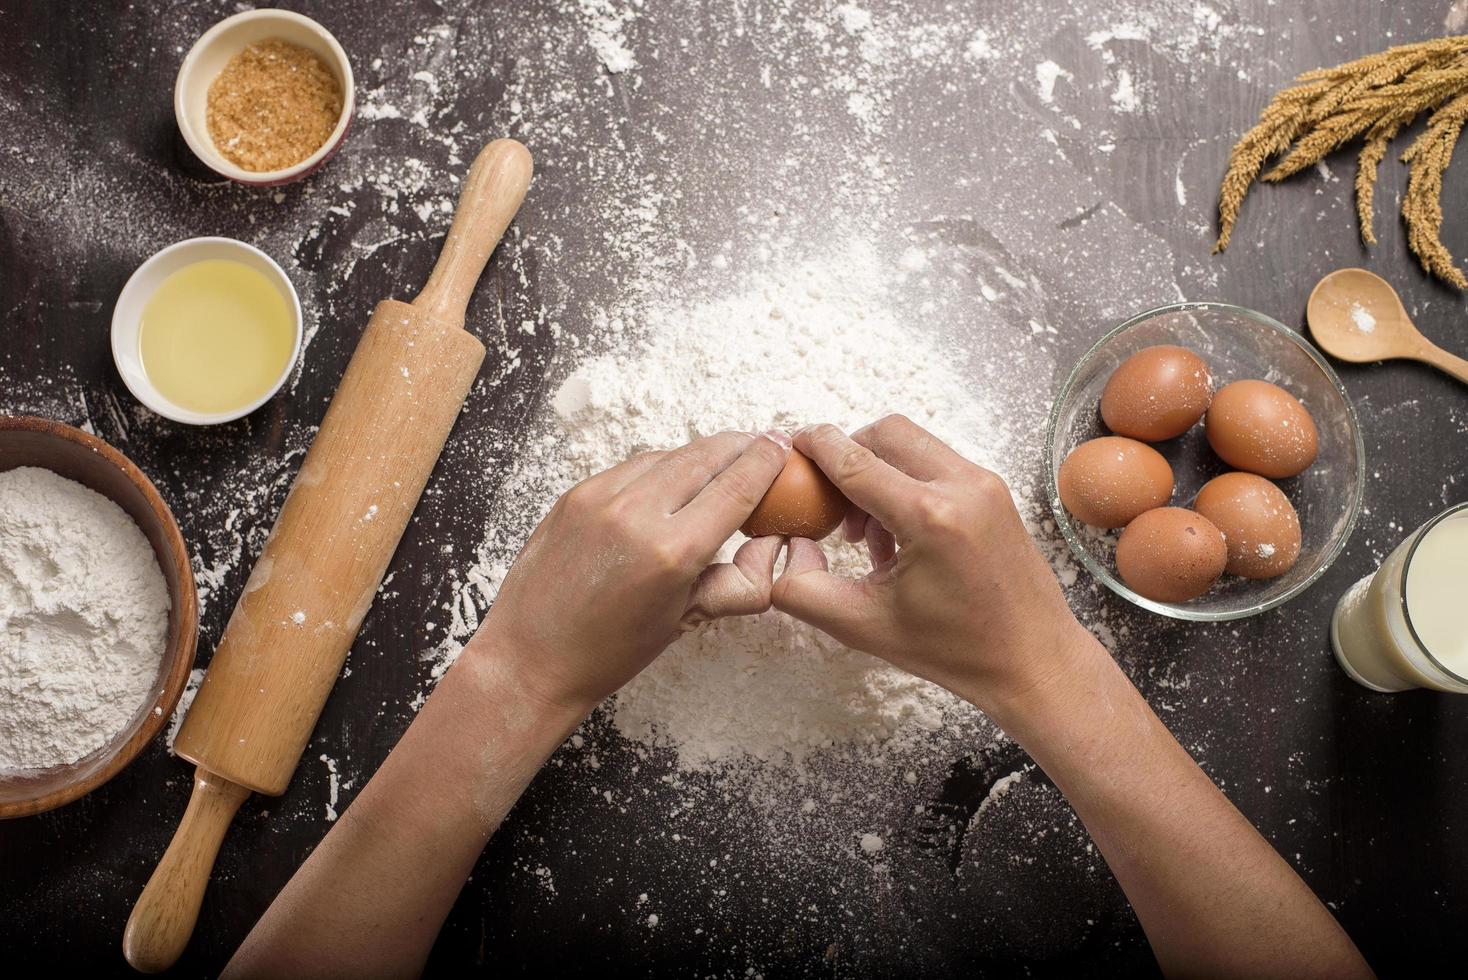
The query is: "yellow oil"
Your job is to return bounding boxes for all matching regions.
[139,259,294,415]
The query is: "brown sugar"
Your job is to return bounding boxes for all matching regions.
[206,39,343,173]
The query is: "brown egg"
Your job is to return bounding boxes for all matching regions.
[1193,472,1302,579]
[741,450,849,539]
[1058,436,1174,528]
[1100,345,1213,442]
[1115,507,1227,603]
[1205,380,1318,478]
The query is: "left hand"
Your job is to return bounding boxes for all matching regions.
[474,429,792,713]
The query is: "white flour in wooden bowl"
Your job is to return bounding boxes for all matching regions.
[0,467,169,771]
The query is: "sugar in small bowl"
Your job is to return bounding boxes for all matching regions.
[175,9,355,185]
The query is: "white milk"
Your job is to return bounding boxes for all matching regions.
[1331,504,1468,692]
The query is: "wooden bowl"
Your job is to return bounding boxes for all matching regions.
[0,416,198,818]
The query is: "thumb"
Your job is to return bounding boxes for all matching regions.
[770,538,878,646]
[679,535,783,631]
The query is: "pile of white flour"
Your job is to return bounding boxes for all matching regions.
[0,467,169,770]
[433,240,1038,769]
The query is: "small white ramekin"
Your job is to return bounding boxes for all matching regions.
[175,9,355,185]
[111,238,303,426]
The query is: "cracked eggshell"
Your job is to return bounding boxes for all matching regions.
[741,449,849,540]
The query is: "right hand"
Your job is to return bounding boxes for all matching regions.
[476,430,790,715]
[770,415,1094,716]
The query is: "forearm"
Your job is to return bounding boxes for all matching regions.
[975,629,1371,980]
[225,632,587,979]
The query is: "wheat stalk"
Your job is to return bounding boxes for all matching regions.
[1214,36,1468,288]
[1355,118,1403,244]
[1213,79,1329,251]
[1263,69,1466,181]
[1402,90,1468,289]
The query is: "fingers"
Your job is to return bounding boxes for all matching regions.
[851,414,968,482]
[769,538,878,646]
[793,424,923,533]
[843,509,897,566]
[676,431,789,540]
[680,535,783,630]
[865,514,897,567]
[598,449,667,494]
[629,431,757,512]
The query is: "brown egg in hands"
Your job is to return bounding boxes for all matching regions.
[1115,507,1227,603]
[1193,472,1301,579]
[1205,380,1318,479]
[1058,436,1174,529]
[741,449,849,540]
[1100,345,1213,442]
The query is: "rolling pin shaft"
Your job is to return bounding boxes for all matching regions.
[123,139,533,974]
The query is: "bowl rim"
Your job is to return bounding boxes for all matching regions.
[1043,301,1366,622]
[173,8,356,186]
[110,236,304,426]
[0,415,199,818]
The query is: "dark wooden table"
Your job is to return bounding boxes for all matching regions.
[2,1,1465,975]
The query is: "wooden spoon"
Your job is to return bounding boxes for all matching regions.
[1306,268,1468,385]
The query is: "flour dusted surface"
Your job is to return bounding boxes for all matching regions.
[0,467,169,770]
[436,240,1027,768]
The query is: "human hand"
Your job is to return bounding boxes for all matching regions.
[769,416,1095,717]
[476,430,791,713]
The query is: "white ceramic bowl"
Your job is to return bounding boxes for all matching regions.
[111,237,303,425]
[175,9,355,185]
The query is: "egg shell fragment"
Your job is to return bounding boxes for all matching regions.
[741,449,849,540]
[1115,507,1227,603]
[1100,345,1213,442]
[1205,380,1318,479]
[1058,436,1174,529]
[1193,471,1302,579]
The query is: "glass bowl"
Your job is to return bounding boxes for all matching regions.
[1044,302,1364,621]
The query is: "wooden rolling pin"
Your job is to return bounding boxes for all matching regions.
[122,139,533,973]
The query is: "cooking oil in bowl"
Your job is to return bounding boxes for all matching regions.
[138,259,294,415]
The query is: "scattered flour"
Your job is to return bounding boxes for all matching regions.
[166,667,206,753]
[430,238,1043,770]
[320,753,341,821]
[0,467,169,770]
[976,769,1027,820]
[1110,69,1140,112]
[579,0,640,74]
[1035,60,1070,104]
[1451,1,1468,33]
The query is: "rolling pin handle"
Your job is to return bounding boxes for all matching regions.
[123,766,251,973]
[411,138,534,329]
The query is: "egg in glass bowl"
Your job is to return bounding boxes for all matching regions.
[1043,302,1364,621]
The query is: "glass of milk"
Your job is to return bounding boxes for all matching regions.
[1331,502,1468,692]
